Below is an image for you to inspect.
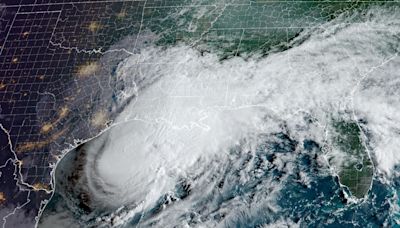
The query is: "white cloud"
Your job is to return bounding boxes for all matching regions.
[71,5,400,226]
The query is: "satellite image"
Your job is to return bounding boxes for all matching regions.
[0,0,399,227]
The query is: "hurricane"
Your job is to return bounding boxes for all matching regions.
[39,5,400,228]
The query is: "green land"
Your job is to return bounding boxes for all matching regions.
[91,0,391,59]
[331,120,374,199]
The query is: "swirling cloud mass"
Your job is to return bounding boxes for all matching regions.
[40,6,400,228]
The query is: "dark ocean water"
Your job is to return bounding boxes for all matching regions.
[40,132,399,227]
